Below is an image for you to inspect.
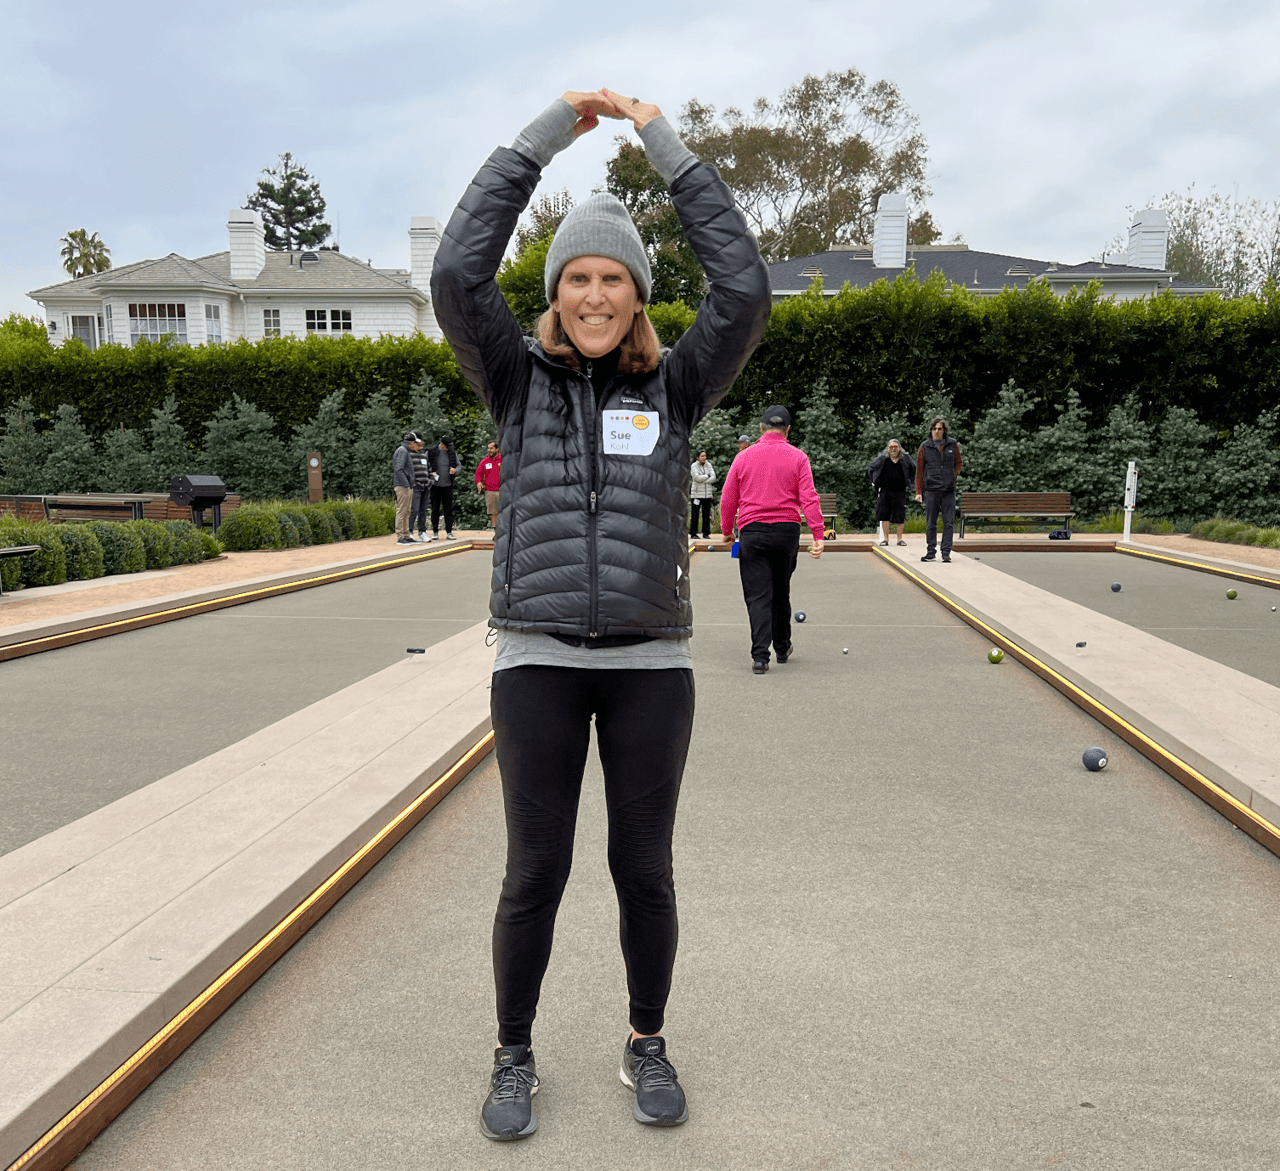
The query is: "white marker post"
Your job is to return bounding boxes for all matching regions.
[1122,461,1138,542]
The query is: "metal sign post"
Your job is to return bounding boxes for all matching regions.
[1122,461,1138,542]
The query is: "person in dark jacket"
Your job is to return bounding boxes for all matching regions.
[393,431,422,544]
[867,439,916,546]
[410,437,433,541]
[914,417,963,562]
[431,87,770,1141]
[426,435,459,540]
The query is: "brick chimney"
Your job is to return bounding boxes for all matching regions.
[409,215,443,338]
[872,193,908,268]
[228,208,266,280]
[1127,208,1169,270]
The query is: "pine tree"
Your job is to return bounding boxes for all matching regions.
[42,404,97,493]
[99,426,154,493]
[0,397,50,493]
[291,388,354,497]
[407,373,453,448]
[245,152,332,251]
[148,395,194,488]
[200,396,292,499]
[350,391,402,499]
[688,407,743,494]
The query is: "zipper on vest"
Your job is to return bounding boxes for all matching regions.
[583,365,600,638]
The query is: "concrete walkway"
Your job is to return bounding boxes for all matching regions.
[48,551,1280,1171]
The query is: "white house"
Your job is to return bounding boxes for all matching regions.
[28,210,444,349]
[769,202,1220,302]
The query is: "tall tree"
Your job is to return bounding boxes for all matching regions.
[245,152,333,250]
[514,189,574,254]
[602,140,706,306]
[680,68,931,262]
[59,228,112,278]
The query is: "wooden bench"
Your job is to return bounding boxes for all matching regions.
[957,492,1074,538]
[0,544,42,596]
[43,494,151,521]
[817,493,839,540]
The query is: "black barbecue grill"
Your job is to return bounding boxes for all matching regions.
[169,474,228,532]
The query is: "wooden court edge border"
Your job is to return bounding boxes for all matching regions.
[872,546,1280,860]
[1117,543,1280,589]
[5,729,497,1171]
[0,543,473,662]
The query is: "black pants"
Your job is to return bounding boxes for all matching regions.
[490,665,694,1048]
[430,485,454,534]
[690,498,713,537]
[923,490,956,557]
[738,521,800,662]
[410,486,430,534]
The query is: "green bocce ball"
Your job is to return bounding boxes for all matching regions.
[1227,589,1238,600]
[988,648,1004,664]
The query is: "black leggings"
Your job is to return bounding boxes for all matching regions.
[489,665,695,1048]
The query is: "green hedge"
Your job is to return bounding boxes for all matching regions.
[57,523,106,579]
[0,518,67,588]
[214,498,396,552]
[1190,517,1280,548]
[86,521,146,576]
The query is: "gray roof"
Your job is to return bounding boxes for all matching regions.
[767,244,1213,297]
[30,248,424,300]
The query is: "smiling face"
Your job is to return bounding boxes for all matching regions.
[888,442,901,460]
[552,256,644,359]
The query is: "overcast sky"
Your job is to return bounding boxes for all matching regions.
[4,0,1279,317]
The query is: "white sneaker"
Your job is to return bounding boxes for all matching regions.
[446,532,457,540]
[427,533,437,542]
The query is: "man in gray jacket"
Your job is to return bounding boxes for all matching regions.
[393,432,423,544]
[689,450,716,538]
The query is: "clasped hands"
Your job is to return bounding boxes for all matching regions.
[561,89,661,136]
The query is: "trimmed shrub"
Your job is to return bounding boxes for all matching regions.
[0,519,67,588]
[85,521,145,576]
[323,503,357,540]
[347,499,389,538]
[276,506,314,546]
[213,506,284,552]
[199,529,224,559]
[128,519,176,569]
[56,523,106,580]
[163,519,206,565]
[301,504,340,543]
[275,511,302,548]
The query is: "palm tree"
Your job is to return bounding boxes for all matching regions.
[59,229,112,278]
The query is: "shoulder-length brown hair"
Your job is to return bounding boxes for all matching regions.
[536,306,662,375]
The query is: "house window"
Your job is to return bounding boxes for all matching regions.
[70,315,97,350]
[128,303,187,344]
[104,304,114,343]
[205,304,222,343]
[263,308,280,337]
[306,309,352,332]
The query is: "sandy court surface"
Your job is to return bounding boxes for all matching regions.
[0,530,492,628]
[2,529,1274,631]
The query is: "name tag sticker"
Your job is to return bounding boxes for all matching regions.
[603,411,660,456]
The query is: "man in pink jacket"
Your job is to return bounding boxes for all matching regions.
[474,441,502,530]
[719,405,824,673]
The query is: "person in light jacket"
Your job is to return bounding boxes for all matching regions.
[689,450,716,538]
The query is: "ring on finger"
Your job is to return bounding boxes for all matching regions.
[631,96,639,105]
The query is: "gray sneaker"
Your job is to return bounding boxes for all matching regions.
[480,1045,538,1141]
[620,1035,687,1126]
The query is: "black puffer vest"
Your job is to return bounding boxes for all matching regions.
[432,144,771,641]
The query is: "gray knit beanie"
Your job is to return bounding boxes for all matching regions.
[544,193,652,304]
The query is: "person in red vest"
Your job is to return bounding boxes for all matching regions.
[474,441,502,529]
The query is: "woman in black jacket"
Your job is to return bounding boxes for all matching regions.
[867,439,916,546]
[432,88,770,1141]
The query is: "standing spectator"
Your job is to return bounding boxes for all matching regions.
[411,437,433,541]
[736,433,752,453]
[719,405,824,674]
[428,435,459,540]
[393,431,422,544]
[914,417,963,563]
[688,450,716,538]
[432,86,770,1141]
[474,441,502,530]
[867,439,915,547]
